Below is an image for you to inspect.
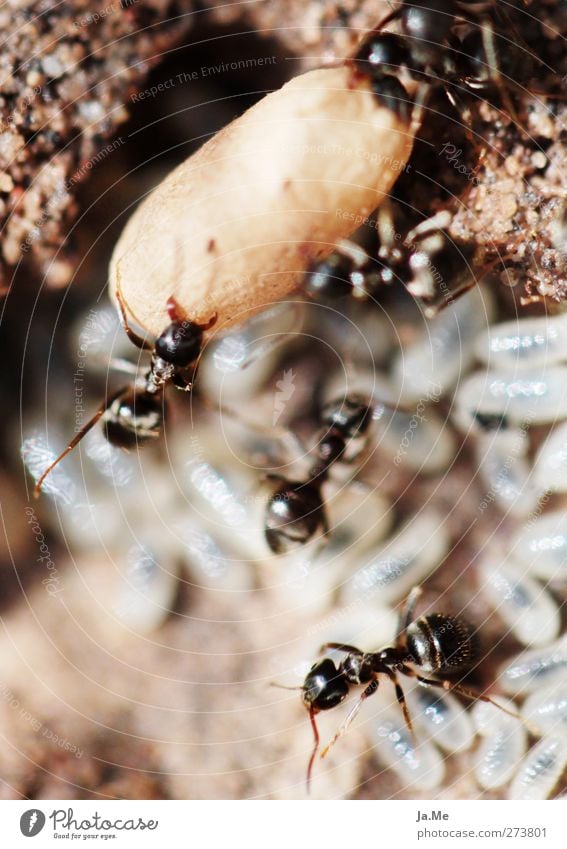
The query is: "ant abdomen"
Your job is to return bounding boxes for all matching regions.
[102,389,165,449]
[405,613,479,675]
[264,481,327,554]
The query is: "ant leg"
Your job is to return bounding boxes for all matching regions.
[396,586,423,643]
[115,284,152,351]
[421,279,477,318]
[383,667,417,746]
[374,3,402,33]
[398,664,536,731]
[33,385,128,498]
[320,677,379,759]
[443,87,480,153]
[480,18,523,130]
[409,82,430,137]
[319,643,363,655]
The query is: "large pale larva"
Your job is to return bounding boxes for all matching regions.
[108,65,416,336]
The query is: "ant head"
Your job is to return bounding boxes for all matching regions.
[305,252,355,299]
[303,658,350,712]
[264,481,326,554]
[103,388,164,448]
[320,395,372,440]
[155,320,204,367]
[353,32,413,77]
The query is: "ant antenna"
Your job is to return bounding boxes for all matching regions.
[270,682,319,794]
[306,707,320,794]
[33,385,128,498]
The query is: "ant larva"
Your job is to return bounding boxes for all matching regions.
[290,586,529,790]
[352,0,535,128]
[264,393,381,554]
[33,288,216,497]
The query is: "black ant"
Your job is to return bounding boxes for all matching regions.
[264,394,375,554]
[292,586,530,790]
[351,0,536,129]
[33,289,216,497]
[305,202,477,314]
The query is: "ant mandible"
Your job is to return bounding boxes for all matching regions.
[295,586,528,789]
[33,289,216,497]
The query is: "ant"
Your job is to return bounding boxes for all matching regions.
[264,394,376,554]
[293,586,530,789]
[305,202,477,314]
[351,0,535,130]
[33,289,216,497]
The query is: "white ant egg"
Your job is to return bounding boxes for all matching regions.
[371,710,446,790]
[508,735,567,800]
[533,420,567,494]
[455,366,567,428]
[342,510,450,607]
[114,542,180,633]
[407,684,475,754]
[512,510,567,582]
[498,634,567,695]
[475,313,567,370]
[391,283,494,405]
[522,681,567,736]
[472,698,527,790]
[475,433,544,518]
